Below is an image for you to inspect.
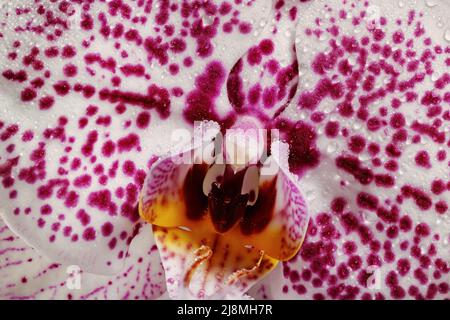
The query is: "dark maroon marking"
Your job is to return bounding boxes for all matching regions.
[276,119,320,174]
[227,59,245,112]
[241,177,277,235]
[82,227,96,241]
[336,155,374,185]
[415,150,431,169]
[400,185,432,210]
[184,61,226,124]
[101,222,114,237]
[357,192,379,211]
[182,163,209,220]
[207,165,248,233]
[325,121,340,138]
[87,189,117,215]
[20,88,37,102]
[2,69,28,82]
[209,182,248,234]
[117,133,140,153]
[182,160,277,235]
[39,96,55,110]
[348,135,366,154]
[99,84,170,119]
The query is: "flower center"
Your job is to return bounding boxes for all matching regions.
[183,123,275,234]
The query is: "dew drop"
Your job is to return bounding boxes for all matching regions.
[319,34,328,42]
[444,29,450,42]
[431,72,440,82]
[305,190,316,201]
[327,143,338,154]
[352,122,362,130]
[259,18,267,27]
[425,0,438,7]
[348,56,356,66]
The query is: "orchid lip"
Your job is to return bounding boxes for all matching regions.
[183,123,278,235]
[139,118,309,298]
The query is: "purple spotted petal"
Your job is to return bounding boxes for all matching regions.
[264,140,309,260]
[0,0,271,274]
[0,217,165,299]
[251,0,449,300]
[226,7,299,118]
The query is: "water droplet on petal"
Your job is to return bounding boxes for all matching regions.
[444,29,450,42]
[431,72,440,82]
[259,18,267,27]
[327,143,338,154]
[305,190,316,201]
[353,122,362,130]
[425,0,438,7]
[319,34,327,41]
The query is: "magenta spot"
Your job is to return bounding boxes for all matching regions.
[325,121,339,138]
[169,38,186,53]
[117,133,140,153]
[101,222,114,237]
[262,87,276,108]
[331,197,347,213]
[74,174,92,188]
[389,113,405,129]
[392,31,405,44]
[99,84,170,119]
[248,84,261,105]
[401,185,432,210]
[247,46,262,66]
[40,204,52,216]
[102,140,116,157]
[348,135,366,154]
[435,201,448,214]
[53,81,71,96]
[415,223,430,237]
[278,120,320,174]
[80,13,94,30]
[136,112,151,129]
[259,39,274,55]
[63,64,78,77]
[122,160,136,176]
[120,64,145,77]
[39,96,55,110]
[76,209,91,226]
[238,22,252,34]
[88,189,116,214]
[415,150,431,168]
[81,131,98,157]
[336,155,373,185]
[184,61,226,124]
[82,227,96,241]
[356,192,378,211]
[64,191,79,208]
[143,36,169,65]
[227,60,245,112]
[21,88,37,102]
[61,45,76,58]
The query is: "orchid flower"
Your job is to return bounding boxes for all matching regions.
[139,117,308,299]
[0,0,449,300]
